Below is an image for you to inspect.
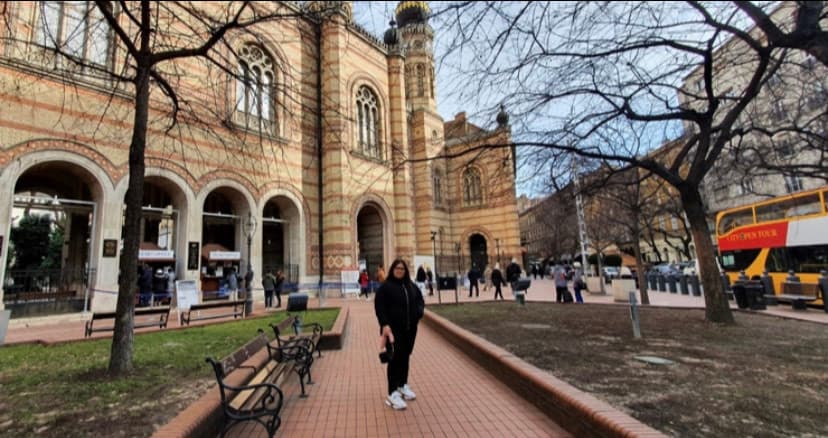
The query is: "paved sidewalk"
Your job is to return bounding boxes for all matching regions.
[274,300,568,437]
[3,278,825,437]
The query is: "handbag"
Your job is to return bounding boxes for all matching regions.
[379,340,395,363]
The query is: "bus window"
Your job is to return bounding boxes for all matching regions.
[720,249,761,271]
[756,192,821,223]
[765,247,789,273]
[717,208,754,235]
[788,244,828,273]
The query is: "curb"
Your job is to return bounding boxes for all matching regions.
[422,309,666,438]
[152,306,349,438]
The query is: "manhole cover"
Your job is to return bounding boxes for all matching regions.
[634,356,675,365]
[521,323,551,330]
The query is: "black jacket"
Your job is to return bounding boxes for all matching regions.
[375,278,425,334]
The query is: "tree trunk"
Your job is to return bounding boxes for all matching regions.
[108,64,151,375]
[633,236,650,305]
[680,187,733,324]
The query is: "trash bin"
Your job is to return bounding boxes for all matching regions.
[744,281,766,310]
[667,275,678,293]
[657,274,666,292]
[732,285,749,309]
[287,293,308,312]
[679,275,689,295]
[689,275,701,296]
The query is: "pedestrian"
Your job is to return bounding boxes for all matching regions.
[138,264,153,307]
[506,258,521,284]
[274,270,285,308]
[226,267,239,301]
[467,265,480,297]
[554,265,569,303]
[490,263,504,300]
[374,258,425,411]
[572,262,585,304]
[483,264,492,292]
[372,265,386,297]
[531,264,538,279]
[359,269,370,299]
[425,266,434,295]
[262,270,277,309]
[415,264,427,295]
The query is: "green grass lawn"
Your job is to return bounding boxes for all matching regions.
[0,308,338,437]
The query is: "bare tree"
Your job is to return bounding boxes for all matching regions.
[431,1,828,324]
[0,1,334,375]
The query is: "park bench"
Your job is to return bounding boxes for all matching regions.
[180,299,245,326]
[84,306,171,338]
[777,282,820,310]
[268,315,323,359]
[206,331,313,437]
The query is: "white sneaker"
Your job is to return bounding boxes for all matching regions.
[398,384,416,401]
[385,390,407,410]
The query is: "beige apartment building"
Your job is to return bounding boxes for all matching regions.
[0,1,520,314]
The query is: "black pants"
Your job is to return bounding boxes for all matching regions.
[493,284,503,300]
[556,286,567,303]
[387,326,417,395]
[264,289,274,307]
[275,289,282,307]
[469,281,479,297]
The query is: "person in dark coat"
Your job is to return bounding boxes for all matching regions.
[375,258,425,411]
[467,265,481,297]
[138,264,153,307]
[262,270,277,309]
[490,263,505,300]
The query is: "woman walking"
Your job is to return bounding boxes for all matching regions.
[374,259,425,410]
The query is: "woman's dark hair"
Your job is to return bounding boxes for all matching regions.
[388,258,412,284]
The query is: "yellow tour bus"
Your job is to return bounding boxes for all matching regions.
[715,186,828,306]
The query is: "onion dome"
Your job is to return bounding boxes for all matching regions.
[383,20,400,46]
[395,1,430,27]
[496,104,509,127]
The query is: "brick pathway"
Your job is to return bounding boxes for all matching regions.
[273,299,569,437]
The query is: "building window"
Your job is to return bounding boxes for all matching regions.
[34,1,112,67]
[356,85,381,159]
[235,43,276,133]
[433,170,442,207]
[784,175,804,193]
[416,64,425,97]
[462,167,483,206]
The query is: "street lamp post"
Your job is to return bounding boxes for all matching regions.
[430,231,438,275]
[496,238,501,265]
[455,242,461,274]
[242,211,257,317]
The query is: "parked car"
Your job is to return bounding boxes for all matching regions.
[601,266,619,279]
[680,260,698,276]
[651,263,682,277]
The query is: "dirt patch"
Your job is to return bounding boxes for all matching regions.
[430,302,828,437]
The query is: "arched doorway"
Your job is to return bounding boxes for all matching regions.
[469,233,488,270]
[201,188,249,296]
[357,204,384,279]
[262,196,300,283]
[132,177,185,305]
[7,162,101,317]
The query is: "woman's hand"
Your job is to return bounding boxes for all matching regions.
[379,325,394,349]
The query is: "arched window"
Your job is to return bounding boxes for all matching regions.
[356,85,381,159]
[462,167,482,206]
[416,64,425,97]
[35,1,112,67]
[236,44,276,133]
[433,168,443,207]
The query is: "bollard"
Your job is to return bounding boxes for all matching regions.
[761,270,777,305]
[648,273,657,291]
[667,275,678,293]
[679,275,689,295]
[689,274,701,296]
[819,270,828,314]
[657,274,666,292]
